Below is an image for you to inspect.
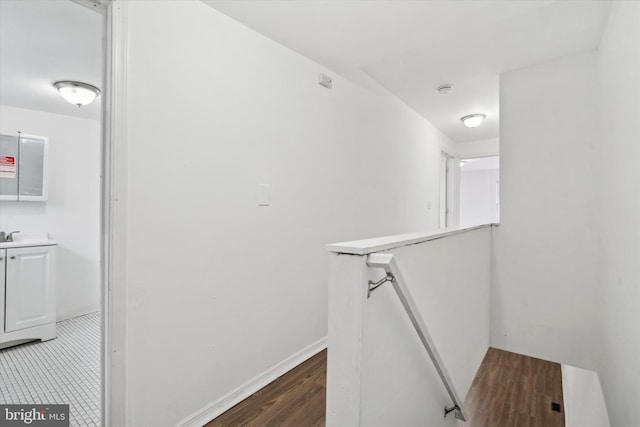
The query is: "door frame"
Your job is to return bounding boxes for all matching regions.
[102,1,128,426]
[439,150,459,229]
[74,0,128,425]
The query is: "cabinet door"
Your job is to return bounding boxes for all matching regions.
[18,135,48,200]
[0,132,48,201]
[5,246,56,332]
[0,249,5,334]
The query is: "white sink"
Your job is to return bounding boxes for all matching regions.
[9,231,49,243]
[0,232,56,249]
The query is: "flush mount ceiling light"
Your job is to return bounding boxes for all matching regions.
[436,84,453,95]
[461,113,486,128]
[53,81,100,107]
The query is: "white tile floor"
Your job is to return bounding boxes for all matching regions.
[0,312,100,426]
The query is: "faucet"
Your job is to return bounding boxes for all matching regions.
[6,231,20,242]
[0,232,5,242]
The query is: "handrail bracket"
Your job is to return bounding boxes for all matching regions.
[444,404,464,420]
[367,272,395,298]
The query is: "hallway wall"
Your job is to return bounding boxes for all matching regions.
[121,1,453,425]
[493,52,600,369]
[597,2,640,425]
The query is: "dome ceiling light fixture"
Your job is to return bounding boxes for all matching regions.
[53,81,101,107]
[460,113,486,128]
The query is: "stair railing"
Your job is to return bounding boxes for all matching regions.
[367,252,468,421]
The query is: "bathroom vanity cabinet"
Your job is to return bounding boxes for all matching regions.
[0,242,57,349]
[0,132,48,201]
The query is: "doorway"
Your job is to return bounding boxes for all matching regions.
[0,1,105,425]
[459,155,500,226]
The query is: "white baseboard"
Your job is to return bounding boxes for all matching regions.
[177,336,328,427]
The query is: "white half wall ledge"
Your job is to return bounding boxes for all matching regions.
[326,223,497,255]
[176,336,327,427]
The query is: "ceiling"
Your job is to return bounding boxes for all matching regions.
[206,0,612,142]
[0,0,102,120]
[0,1,612,135]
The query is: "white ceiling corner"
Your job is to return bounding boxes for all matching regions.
[206,0,612,143]
[1,0,611,134]
[0,0,103,121]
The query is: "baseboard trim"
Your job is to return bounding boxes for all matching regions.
[177,336,328,427]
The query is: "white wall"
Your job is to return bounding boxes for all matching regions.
[493,52,600,369]
[121,1,454,425]
[597,2,640,426]
[0,105,101,320]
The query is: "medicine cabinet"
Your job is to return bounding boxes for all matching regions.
[0,132,48,201]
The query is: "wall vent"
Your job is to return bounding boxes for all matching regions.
[319,73,333,89]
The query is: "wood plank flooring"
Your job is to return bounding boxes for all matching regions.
[207,350,326,427]
[207,347,564,427]
[461,347,565,427]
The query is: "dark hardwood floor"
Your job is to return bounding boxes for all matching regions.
[207,347,564,427]
[207,350,326,427]
[461,348,565,427]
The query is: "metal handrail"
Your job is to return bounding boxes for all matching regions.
[366,252,468,421]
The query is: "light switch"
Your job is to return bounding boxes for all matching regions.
[258,183,270,206]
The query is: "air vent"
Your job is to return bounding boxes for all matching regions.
[436,84,453,95]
